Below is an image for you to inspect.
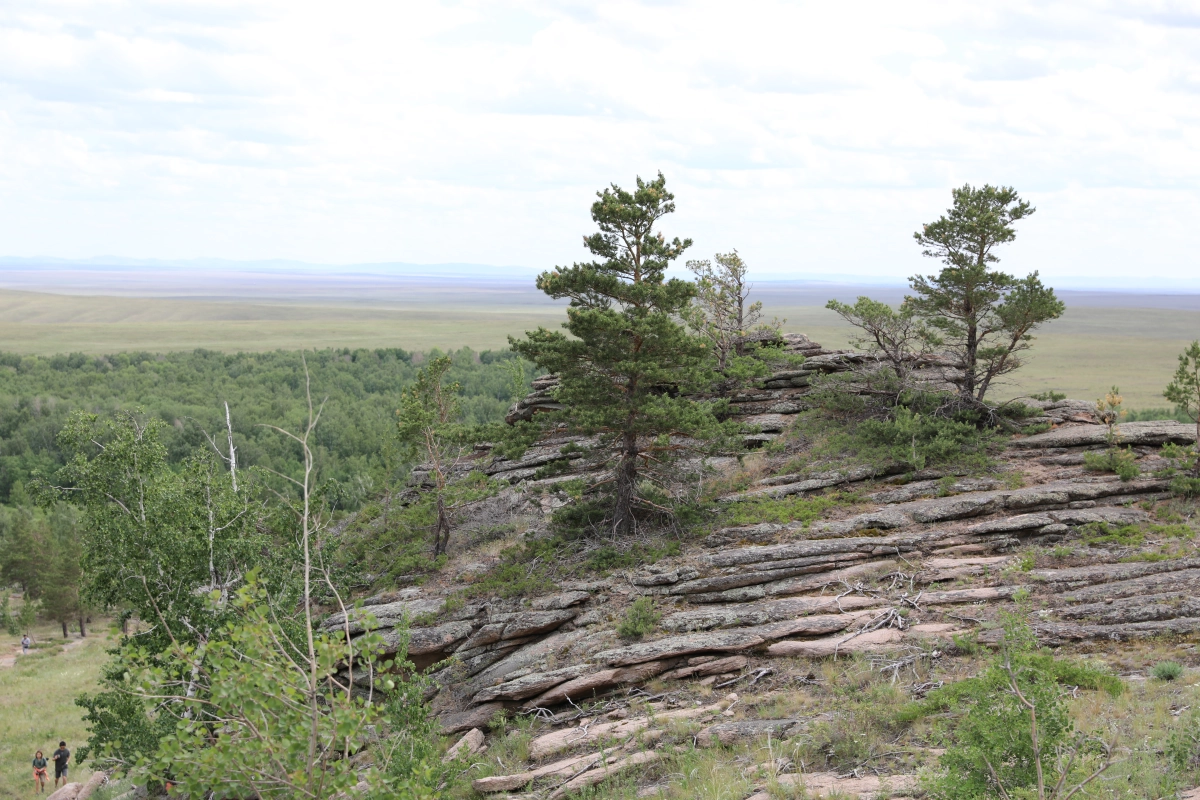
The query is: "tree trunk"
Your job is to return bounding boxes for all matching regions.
[1195,417,1200,476]
[962,318,978,398]
[79,616,86,637]
[433,494,451,558]
[612,429,639,537]
[61,620,68,639]
[121,616,128,636]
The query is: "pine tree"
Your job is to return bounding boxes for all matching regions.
[0,506,48,600]
[41,543,82,639]
[510,173,720,535]
[1164,340,1200,476]
[910,184,1064,402]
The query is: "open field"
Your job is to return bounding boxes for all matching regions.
[1,287,1198,409]
[771,304,1200,410]
[0,611,109,800]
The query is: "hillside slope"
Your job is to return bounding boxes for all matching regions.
[331,335,1200,800]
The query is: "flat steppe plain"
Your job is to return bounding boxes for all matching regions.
[1,284,1197,410]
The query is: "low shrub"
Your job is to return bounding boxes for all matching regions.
[1157,443,1200,498]
[848,407,997,472]
[1167,708,1200,770]
[1079,521,1145,547]
[617,597,660,639]
[921,612,1121,800]
[900,650,1123,724]
[1151,661,1184,682]
[1083,447,1140,481]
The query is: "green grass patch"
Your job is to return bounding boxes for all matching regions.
[0,635,109,797]
[714,492,850,529]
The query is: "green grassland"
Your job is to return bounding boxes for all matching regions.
[0,614,109,800]
[1,288,1197,409]
[0,289,565,356]
[771,303,1200,410]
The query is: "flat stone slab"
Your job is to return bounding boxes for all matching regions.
[690,561,899,604]
[472,664,592,704]
[378,621,474,656]
[920,586,1020,605]
[528,702,725,759]
[1033,557,1200,593]
[439,701,505,734]
[1055,593,1200,624]
[1012,421,1197,449]
[1057,568,1200,605]
[661,595,879,632]
[766,627,904,657]
[968,506,1149,535]
[521,660,673,708]
[747,772,916,800]
[594,630,768,666]
[1033,617,1200,646]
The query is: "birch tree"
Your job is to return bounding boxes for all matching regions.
[686,250,769,372]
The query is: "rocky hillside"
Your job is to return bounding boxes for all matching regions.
[330,334,1200,800]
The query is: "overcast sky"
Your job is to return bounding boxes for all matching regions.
[2,1,1199,287]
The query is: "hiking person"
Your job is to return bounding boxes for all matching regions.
[32,750,48,793]
[51,741,69,787]
[21,633,31,654]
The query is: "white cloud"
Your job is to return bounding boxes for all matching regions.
[0,0,1198,285]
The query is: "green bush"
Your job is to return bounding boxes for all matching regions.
[849,407,997,472]
[898,653,1121,725]
[1167,708,1200,770]
[0,595,18,635]
[1157,443,1200,498]
[616,597,661,639]
[1083,447,1140,481]
[1079,522,1145,547]
[922,613,1119,800]
[1152,661,1184,681]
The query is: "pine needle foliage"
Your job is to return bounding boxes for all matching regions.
[510,173,731,535]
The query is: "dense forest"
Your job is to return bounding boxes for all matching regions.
[0,346,535,509]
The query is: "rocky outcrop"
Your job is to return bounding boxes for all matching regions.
[1013,420,1197,449]
[327,332,1200,800]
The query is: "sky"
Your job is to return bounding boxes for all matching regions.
[2,1,1200,288]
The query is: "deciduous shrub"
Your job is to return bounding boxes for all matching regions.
[922,611,1120,800]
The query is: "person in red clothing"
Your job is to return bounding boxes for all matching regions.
[32,750,48,793]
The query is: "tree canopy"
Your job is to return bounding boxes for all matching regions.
[510,173,725,535]
[909,184,1064,402]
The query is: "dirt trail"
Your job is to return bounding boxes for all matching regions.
[0,637,90,669]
